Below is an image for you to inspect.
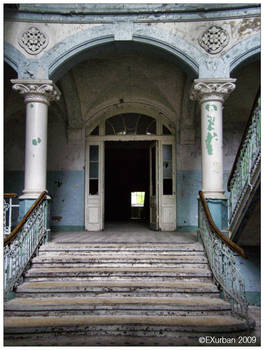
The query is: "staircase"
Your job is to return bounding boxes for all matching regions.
[4,239,254,346]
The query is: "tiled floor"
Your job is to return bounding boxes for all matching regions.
[50,221,197,244]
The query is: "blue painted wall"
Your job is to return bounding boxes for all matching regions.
[235,247,261,306]
[47,171,85,231]
[4,170,85,230]
[5,169,232,232]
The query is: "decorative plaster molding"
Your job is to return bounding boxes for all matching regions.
[191,79,236,103]
[199,26,229,54]
[18,26,49,55]
[11,79,61,105]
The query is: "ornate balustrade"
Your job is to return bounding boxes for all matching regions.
[228,95,261,232]
[198,191,248,321]
[4,192,49,299]
[3,193,19,236]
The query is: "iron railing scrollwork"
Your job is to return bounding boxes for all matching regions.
[4,191,49,299]
[228,93,261,226]
[198,191,248,321]
[3,193,19,236]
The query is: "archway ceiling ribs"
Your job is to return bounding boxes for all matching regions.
[59,71,83,128]
[71,62,178,123]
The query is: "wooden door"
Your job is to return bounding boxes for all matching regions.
[149,141,159,230]
[159,140,176,231]
[85,141,104,231]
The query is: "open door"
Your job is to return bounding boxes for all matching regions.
[149,141,159,230]
[85,141,104,231]
[159,140,176,231]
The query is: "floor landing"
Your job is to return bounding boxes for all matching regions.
[50,221,197,244]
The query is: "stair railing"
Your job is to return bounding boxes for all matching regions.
[3,193,19,237]
[4,191,49,299]
[227,92,261,228]
[198,190,248,321]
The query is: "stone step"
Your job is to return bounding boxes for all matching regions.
[39,243,204,253]
[5,296,232,317]
[4,315,252,336]
[25,267,212,278]
[4,331,259,347]
[31,262,208,269]
[34,254,207,263]
[15,279,219,296]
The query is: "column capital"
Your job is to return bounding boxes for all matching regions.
[11,79,61,105]
[190,78,236,104]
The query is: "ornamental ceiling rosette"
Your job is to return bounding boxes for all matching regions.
[199,25,229,54]
[18,26,49,55]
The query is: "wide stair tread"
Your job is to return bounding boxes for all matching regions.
[5,239,253,345]
[4,314,250,334]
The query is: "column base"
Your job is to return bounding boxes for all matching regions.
[206,198,228,230]
[202,190,226,199]
[19,191,50,200]
[18,194,50,220]
[18,199,36,221]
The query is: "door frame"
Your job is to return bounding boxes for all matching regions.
[85,135,175,231]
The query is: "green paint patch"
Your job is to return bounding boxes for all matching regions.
[205,132,217,155]
[32,138,41,146]
[30,103,34,108]
[205,103,217,112]
[207,115,215,131]
[206,132,213,155]
[205,113,218,155]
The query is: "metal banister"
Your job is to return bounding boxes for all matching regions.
[227,89,260,192]
[198,190,249,321]
[4,191,47,245]
[4,191,49,298]
[199,191,246,258]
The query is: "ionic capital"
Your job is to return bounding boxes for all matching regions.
[11,79,61,105]
[190,78,236,104]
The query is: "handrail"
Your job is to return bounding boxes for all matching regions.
[4,193,17,198]
[4,191,47,246]
[227,89,260,191]
[199,191,246,258]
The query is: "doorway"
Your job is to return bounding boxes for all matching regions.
[105,141,151,226]
[85,113,176,232]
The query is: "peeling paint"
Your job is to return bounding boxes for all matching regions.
[238,17,261,37]
[205,132,217,155]
[32,138,41,146]
[55,180,63,187]
[52,216,62,221]
[205,104,217,112]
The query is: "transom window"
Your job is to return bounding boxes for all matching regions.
[106,114,156,135]
[89,113,172,136]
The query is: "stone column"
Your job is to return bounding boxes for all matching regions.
[11,80,60,206]
[191,78,236,198]
[191,79,236,229]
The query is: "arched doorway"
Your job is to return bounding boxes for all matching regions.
[85,113,176,231]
